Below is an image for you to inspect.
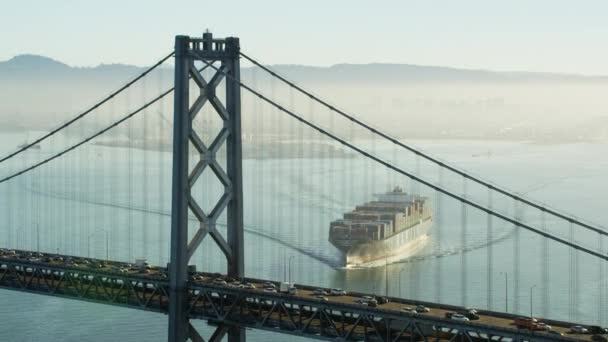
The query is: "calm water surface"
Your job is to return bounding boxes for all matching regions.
[0,132,607,341]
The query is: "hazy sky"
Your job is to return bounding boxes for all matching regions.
[2,0,608,75]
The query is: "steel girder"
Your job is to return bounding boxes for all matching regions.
[0,256,583,342]
[185,284,579,342]
[0,259,169,312]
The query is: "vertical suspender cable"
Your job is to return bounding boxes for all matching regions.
[513,199,520,314]
[157,66,165,265]
[128,88,134,262]
[541,210,549,318]
[269,76,278,278]
[143,74,149,260]
[434,166,443,303]
[110,96,118,261]
[600,233,605,325]
[79,110,85,256]
[487,187,493,310]
[461,177,468,307]
[252,67,262,274]
[569,221,575,321]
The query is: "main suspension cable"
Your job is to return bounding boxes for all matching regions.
[0,51,175,165]
[0,64,211,184]
[239,51,608,237]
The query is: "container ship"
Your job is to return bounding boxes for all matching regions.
[329,187,432,268]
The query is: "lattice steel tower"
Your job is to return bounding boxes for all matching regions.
[169,32,244,342]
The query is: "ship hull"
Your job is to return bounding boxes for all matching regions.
[333,218,432,268]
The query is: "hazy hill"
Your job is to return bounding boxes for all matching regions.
[2,54,608,141]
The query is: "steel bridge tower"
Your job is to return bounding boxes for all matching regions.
[169,32,244,342]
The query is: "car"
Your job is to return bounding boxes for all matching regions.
[514,317,538,330]
[570,325,589,334]
[264,282,277,289]
[592,335,608,342]
[589,326,608,335]
[361,296,378,304]
[415,305,430,313]
[464,307,478,314]
[243,283,256,289]
[548,330,564,336]
[376,296,389,304]
[330,288,346,296]
[450,313,469,322]
[263,287,277,293]
[213,278,227,285]
[537,323,552,331]
[356,297,378,306]
[315,295,329,302]
[313,289,328,296]
[401,307,417,315]
[191,274,204,281]
[458,310,479,320]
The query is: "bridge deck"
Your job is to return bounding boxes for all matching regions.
[0,249,596,341]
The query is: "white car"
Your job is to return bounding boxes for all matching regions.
[415,305,430,313]
[356,297,378,306]
[330,288,347,296]
[313,289,328,296]
[316,295,329,302]
[451,314,470,322]
[213,279,227,285]
[570,325,588,334]
[401,307,417,315]
[537,322,552,331]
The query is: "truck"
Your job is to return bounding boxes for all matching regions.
[279,282,296,295]
[514,317,543,330]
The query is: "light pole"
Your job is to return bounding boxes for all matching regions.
[87,232,95,258]
[288,255,296,283]
[105,230,109,262]
[500,272,508,313]
[399,268,406,298]
[15,227,24,250]
[530,284,537,318]
[384,257,389,297]
[34,223,39,253]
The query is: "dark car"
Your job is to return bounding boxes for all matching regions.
[376,296,389,305]
[459,310,480,320]
[592,335,608,342]
[590,326,608,335]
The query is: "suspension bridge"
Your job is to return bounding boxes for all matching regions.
[0,32,606,341]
